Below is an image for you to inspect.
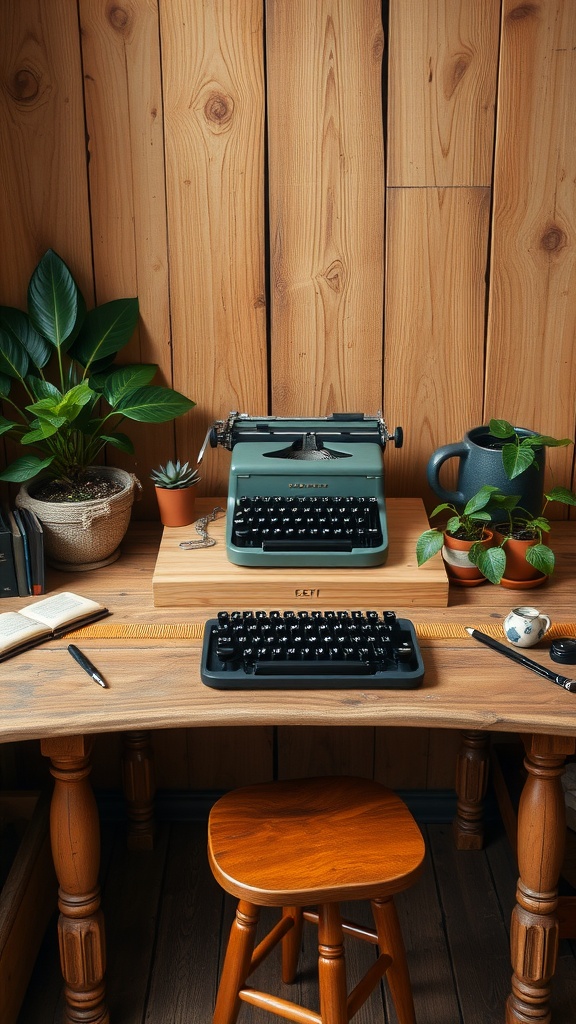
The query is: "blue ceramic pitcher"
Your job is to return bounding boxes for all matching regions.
[426,425,545,518]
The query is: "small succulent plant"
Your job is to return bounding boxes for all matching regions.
[150,459,200,489]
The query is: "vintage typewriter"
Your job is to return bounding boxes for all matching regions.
[198,411,403,568]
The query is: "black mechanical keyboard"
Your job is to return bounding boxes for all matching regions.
[230,496,383,553]
[201,610,424,690]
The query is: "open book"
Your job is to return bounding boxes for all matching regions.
[0,591,110,662]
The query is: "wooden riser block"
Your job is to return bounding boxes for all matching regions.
[152,498,448,611]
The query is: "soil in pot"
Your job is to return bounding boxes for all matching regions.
[33,471,124,503]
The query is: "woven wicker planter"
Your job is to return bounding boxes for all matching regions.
[16,467,141,571]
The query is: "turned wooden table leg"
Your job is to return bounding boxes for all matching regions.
[122,731,156,850]
[506,733,575,1024]
[41,735,108,1024]
[453,730,490,850]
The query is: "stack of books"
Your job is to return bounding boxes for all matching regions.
[0,507,45,598]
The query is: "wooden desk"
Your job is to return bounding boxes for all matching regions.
[2,511,576,1024]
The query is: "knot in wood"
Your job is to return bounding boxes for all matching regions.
[445,53,471,98]
[372,31,384,63]
[540,224,567,254]
[323,259,345,293]
[204,91,234,130]
[11,68,40,101]
[507,3,539,22]
[108,4,130,31]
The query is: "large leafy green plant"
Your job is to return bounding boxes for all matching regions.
[0,250,194,487]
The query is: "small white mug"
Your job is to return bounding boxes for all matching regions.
[504,606,551,648]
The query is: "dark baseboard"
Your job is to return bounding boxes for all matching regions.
[96,787,501,826]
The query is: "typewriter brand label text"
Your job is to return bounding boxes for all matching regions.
[295,588,320,598]
[288,482,328,489]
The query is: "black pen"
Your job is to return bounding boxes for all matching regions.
[466,628,576,693]
[67,644,108,689]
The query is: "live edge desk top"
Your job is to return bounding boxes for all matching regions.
[1,499,576,745]
[3,501,576,1024]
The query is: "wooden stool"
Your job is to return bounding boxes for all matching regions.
[208,775,425,1024]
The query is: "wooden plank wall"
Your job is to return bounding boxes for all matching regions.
[2,1,576,793]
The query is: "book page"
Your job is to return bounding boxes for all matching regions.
[19,592,106,629]
[0,612,49,654]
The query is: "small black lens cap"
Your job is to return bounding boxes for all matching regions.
[550,637,576,665]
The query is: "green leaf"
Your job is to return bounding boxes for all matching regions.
[488,418,514,439]
[463,485,500,515]
[0,307,51,369]
[524,435,571,448]
[27,249,78,349]
[0,454,54,482]
[114,385,195,423]
[526,544,555,575]
[101,364,159,406]
[99,432,134,454]
[472,545,506,584]
[0,373,11,397]
[0,416,18,437]
[26,382,94,432]
[22,418,65,442]
[445,515,461,535]
[429,502,455,519]
[0,329,29,380]
[546,486,576,506]
[69,298,139,368]
[416,529,444,566]
[501,441,535,479]
[26,378,62,402]
[528,516,550,533]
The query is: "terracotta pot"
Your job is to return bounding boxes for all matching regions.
[494,531,547,586]
[441,530,493,586]
[155,485,197,527]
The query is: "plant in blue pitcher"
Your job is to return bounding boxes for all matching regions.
[488,418,572,480]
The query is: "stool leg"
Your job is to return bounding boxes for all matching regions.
[371,897,416,1024]
[317,904,348,1024]
[213,900,259,1024]
[281,906,304,983]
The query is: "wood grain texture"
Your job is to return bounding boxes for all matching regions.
[266,0,385,415]
[79,0,174,516]
[2,519,576,750]
[0,0,93,303]
[160,0,267,497]
[387,0,500,187]
[485,0,576,502]
[384,188,490,504]
[151,499,449,609]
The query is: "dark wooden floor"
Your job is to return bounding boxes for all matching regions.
[18,817,576,1024]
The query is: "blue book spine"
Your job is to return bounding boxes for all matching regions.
[13,509,32,595]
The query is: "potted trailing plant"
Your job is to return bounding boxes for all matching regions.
[0,249,195,569]
[470,486,576,588]
[416,485,501,586]
[427,419,572,518]
[488,417,572,478]
[150,459,200,527]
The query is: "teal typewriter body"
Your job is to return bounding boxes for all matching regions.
[199,412,403,568]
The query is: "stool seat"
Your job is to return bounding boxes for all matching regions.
[208,776,426,1024]
[208,775,425,905]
